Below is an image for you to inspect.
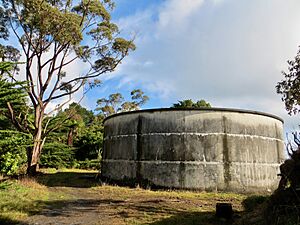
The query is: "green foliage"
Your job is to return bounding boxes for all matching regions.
[96,93,124,116]
[1,0,135,175]
[130,89,149,105]
[0,152,22,176]
[0,78,27,113]
[0,7,9,40]
[0,115,13,130]
[39,142,76,169]
[50,102,96,146]
[0,130,30,175]
[39,105,102,169]
[0,62,32,133]
[1,0,135,87]
[0,62,31,176]
[172,99,211,108]
[73,116,103,161]
[277,47,300,114]
[66,103,94,125]
[0,45,21,73]
[76,159,101,170]
[96,89,149,117]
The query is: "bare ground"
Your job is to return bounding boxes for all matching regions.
[16,170,257,225]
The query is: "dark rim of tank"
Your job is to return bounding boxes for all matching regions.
[103,107,284,123]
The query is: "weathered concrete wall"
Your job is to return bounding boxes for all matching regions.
[101,108,285,193]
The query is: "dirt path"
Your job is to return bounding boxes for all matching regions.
[25,186,247,225]
[22,171,248,225]
[26,187,124,225]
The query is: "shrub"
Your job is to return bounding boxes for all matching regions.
[76,159,101,170]
[73,123,103,161]
[0,130,30,176]
[39,142,76,169]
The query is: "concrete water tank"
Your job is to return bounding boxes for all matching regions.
[101,108,285,192]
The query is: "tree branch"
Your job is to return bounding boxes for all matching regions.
[53,55,79,71]
[6,102,28,133]
[43,46,70,105]
[49,80,84,101]
[43,94,85,137]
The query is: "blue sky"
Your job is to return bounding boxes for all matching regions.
[3,0,300,132]
[82,0,300,132]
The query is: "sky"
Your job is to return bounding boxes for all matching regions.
[3,0,300,133]
[81,0,300,133]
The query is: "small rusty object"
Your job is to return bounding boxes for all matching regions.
[216,202,233,220]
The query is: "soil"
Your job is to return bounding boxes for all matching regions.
[21,171,248,225]
[26,187,125,225]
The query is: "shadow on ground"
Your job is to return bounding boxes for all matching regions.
[1,170,269,225]
[147,212,229,225]
[0,215,30,225]
[36,171,100,188]
[24,197,238,225]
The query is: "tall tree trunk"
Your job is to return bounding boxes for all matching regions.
[27,105,45,176]
[67,128,74,146]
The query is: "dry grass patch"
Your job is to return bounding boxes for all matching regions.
[0,169,268,225]
[90,185,248,224]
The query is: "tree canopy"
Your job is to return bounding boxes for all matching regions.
[0,62,28,129]
[96,89,149,117]
[171,99,211,109]
[0,0,135,174]
[276,47,300,115]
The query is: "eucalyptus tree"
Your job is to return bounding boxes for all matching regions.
[96,89,149,117]
[0,0,135,174]
[171,99,211,108]
[277,47,300,115]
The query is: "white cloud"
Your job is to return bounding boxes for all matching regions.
[17,45,90,113]
[211,0,224,5]
[158,0,205,29]
[110,0,300,132]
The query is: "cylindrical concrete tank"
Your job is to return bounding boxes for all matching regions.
[101,108,285,192]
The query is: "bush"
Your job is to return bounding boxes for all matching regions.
[39,142,76,169]
[0,130,30,176]
[73,123,103,161]
[75,159,101,170]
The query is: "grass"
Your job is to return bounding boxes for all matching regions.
[90,185,248,225]
[0,169,269,225]
[36,168,99,187]
[0,178,48,223]
[0,170,73,224]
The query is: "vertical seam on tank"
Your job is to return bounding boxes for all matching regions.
[179,113,186,188]
[101,120,108,176]
[136,115,143,185]
[222,116,231,189]
[275,123,282,163]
